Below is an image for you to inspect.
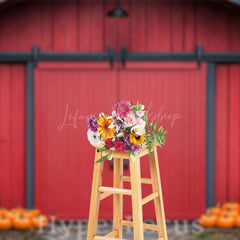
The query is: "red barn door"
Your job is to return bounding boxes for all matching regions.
[34,63,118,219]
[34,62,206,220]
[118,62,207,220]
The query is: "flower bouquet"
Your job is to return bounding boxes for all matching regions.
[87,100,167,163]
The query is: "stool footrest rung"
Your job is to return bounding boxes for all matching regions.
[120,175,152,184]
[120,220,159,231]
[99,186,132,195]
[142,192,159,205]
[104,231,118,237]
[94,236,126,240]
[99,192,112,201]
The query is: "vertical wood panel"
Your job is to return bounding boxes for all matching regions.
[183,2,196,51]
[10,65,26,207]
[215,64,240,203]
[130,0,146,51]
[91,0,104,51]
[170,1,184,51]
[104,1,117,51]
[228,65,240,201]
[53,1,77,51]
[0,66,11,208]
[215,66,228,203]
[78,0,91,51]
[0,65,25,208]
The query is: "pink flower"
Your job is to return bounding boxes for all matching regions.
[137,119,146,127]
[136,110,145,117]
[113,100,131,119]
[125,113,137,127]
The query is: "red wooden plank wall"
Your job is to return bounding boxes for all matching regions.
[0,1,239,52]
[0,0,239,218]
[0,64,26,208]
[215,64,240,204]
[34,62,206,220]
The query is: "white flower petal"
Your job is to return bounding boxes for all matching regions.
[87,129,103,146]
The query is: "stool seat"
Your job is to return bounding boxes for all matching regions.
[87,145,168,240]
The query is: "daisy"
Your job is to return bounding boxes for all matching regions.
[97,115,115,139]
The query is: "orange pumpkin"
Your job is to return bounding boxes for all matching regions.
[22,210,35,220]
[11,207,25,214]
[222,202,239,212]
[198,214,217,228]
[209,206,221,216]
[32,215,48,228]
[220,210,238,219]
[216,214,235,229]
[0,207,8,217]
[0,215,12,230]
[235,215,240,228]
[5,210,20,221]
[13,214,32,230]
[30,209,41,217]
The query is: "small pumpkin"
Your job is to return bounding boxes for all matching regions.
[222,201,239,212]
[209,205,221,216]
[216,214,235,229]
[5,210,20,221]
[0,207,8,217]
[235,215,240,228]
[30,209,41,218]
[13,214,32,230]
[11,207,25,214]
[198,214,217,228]
[219,209,238,219]
[0,215,12,230]
[32,215,48,228]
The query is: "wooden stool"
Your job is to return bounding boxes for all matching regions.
[87,145,168,240]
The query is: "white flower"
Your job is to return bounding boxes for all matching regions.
[87,129,103,146]
[99,112,105,118]
[131,125,145,135]
[137,119,146,127]
[140,105,145,110]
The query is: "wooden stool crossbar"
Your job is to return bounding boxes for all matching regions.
[87,145,168,240]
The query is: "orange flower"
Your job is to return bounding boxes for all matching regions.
[97,116,115,139]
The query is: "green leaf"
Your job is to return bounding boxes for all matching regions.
[129,151,137,163]
[150,119,154,129]
[98,145,110,152]
[153,122,157,132]
[95,152,113,164]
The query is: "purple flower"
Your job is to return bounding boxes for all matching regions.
[125,135,131,146]
[132,144,141,153]
[88,115,98,132]
[113,100,131,119]
[124,145,130,152]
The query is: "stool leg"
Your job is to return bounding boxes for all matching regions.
[130,157,144,240]
[87,150,104,240]
[113,158,123,238]
[149,147,168,240]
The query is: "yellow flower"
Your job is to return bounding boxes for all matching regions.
[130,133,146,146]
[97,116,115,139]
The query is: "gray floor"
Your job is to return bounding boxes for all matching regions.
[44,220,199,240]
